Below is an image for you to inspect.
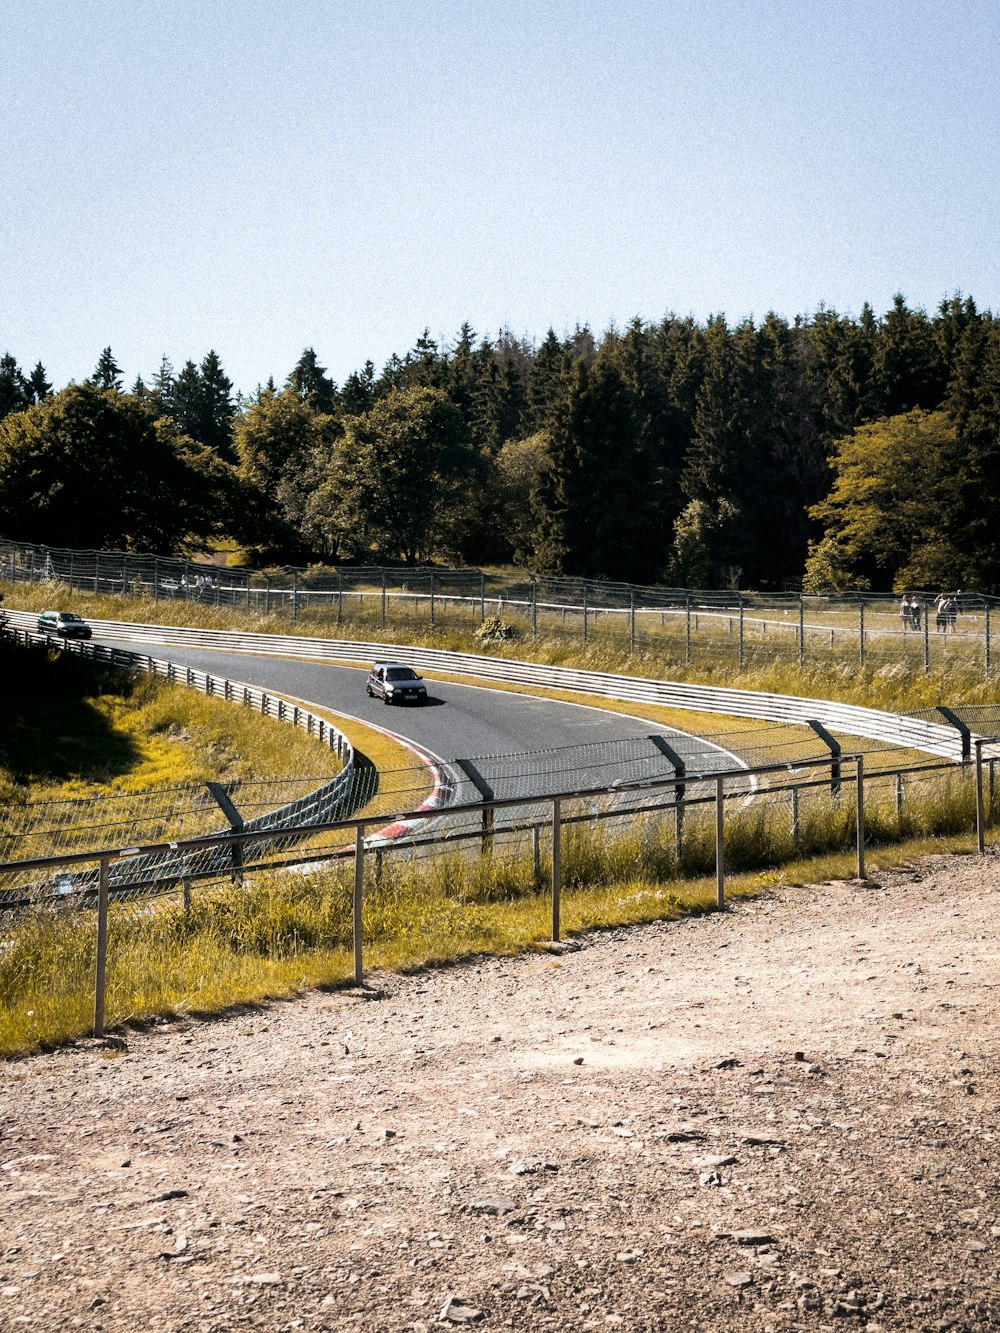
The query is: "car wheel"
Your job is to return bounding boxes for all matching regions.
[366,686,373,697]
[382,693,391,704]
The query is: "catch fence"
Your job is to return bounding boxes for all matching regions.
[3,538,997,678]
[2,734,997,1042]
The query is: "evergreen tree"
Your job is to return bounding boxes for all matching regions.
[197,349,235,459]
[946,319,1000,586]
[91,346,124,391]
[287,347,335,413]
[526,329,566,431]
[171,352,235,460]
[532,357,648,579]
[872,294,947,417]
[0,354,28,419]
[341,361,375,416]
[149,355,176,418]
[26,362,52,404]
[675,317,795,587]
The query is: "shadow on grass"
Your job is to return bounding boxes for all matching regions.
[0,641,142,783]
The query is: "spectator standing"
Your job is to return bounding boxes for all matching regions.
[899,595,911,632]
[910,597,921,630]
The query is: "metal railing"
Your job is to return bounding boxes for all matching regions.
[1,628,358,895]
[2,609,970,761]
[2,736,997,1039]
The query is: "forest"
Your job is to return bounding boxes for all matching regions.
[1,292,998,592]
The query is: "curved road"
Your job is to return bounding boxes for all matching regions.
[108,638,714,762]
[105,637,746,814]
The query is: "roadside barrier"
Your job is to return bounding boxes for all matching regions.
[3,610,969,760]
[1,628,357,899]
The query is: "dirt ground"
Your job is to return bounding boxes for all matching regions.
[1,852,998,1333]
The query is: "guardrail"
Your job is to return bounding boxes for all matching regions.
[4,611,969,761]
[1,627,357,897]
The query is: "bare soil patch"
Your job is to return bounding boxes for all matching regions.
[2,853,998,1332]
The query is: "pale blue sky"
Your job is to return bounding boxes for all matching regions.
[2,0,998,394]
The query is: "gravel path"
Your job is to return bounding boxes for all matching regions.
[2,852,998,1332]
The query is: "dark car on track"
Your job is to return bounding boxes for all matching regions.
[366,662,428,705]
[37,610,92,639]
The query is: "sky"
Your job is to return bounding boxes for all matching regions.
[2,0,998,395]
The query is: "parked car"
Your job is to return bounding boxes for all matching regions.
[37,610,92,639]
[366,662,428,705]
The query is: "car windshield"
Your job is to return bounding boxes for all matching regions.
[385,667,418,681]
[60,613,82,622]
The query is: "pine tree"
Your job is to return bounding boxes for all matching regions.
[197,350,235,459]
[149,355,176,418]
[526,329,566,432]
[288,347,335,413]
[91,346,124,391]
[171,352,235,460]
[0,354,28,419]
[532,357,647,579]
[341,361,375,416]
[26,362,52,404]
[873,294,947,417]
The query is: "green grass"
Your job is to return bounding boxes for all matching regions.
[0,638,342,808]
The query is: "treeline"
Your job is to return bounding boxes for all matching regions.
[2,293,999,591]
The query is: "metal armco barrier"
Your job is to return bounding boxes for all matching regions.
[3,610,970,761]
[1,627,357,904]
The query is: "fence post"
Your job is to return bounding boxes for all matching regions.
[533,824,541,888]
[856,754,865,880]
[531,577,538,640]
[859,599,865,666]
[895,772,904,827]
[738,598,745,670]
[353,824,365,984]
[429,570,435,629]
[791,787,800,846]
[685,595,691,664]
[582,585,588,643]
[975,740,986,855]
[986,605,991,678]
[798,596,805,668]
[94,856,110,1038]
[291,571,298,623]
[480,572,486,624]
[381,570,387,628]
[69,552,75,592]
[182,853,192,915]
[807,719,842,798]
[337,569,344,624]
[715,775,725,908]
[923,607,930,675]
[551,797,561,942]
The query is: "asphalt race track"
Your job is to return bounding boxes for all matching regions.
[106,636,739,776]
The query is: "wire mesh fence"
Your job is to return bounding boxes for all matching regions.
[2,740,998,1051]
[3,538,997,678]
